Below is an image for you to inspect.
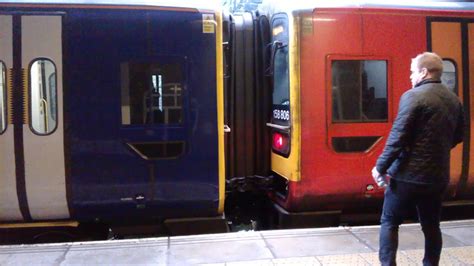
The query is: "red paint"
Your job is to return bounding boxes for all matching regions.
[281,8,436,212]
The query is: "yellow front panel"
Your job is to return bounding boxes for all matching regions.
[215,11,226,214]
[271,13,301,182]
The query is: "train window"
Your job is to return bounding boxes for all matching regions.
[273,43,290,123]
[0,62,6,134]
[332,60,388,123]
[121,62,183,125]
[29,59,57,135]
[441,59,457,94]
[271,15,290,127]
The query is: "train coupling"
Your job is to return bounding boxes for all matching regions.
[226,175,274,193]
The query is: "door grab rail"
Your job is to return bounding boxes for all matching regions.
[266,123,290,130]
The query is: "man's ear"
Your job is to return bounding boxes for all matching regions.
[421,67,429,79]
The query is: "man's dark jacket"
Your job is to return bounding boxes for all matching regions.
[376,79,464,185]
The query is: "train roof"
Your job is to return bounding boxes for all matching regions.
[316,1,474,11]
[261,0,474,15]
[0,0,220,11]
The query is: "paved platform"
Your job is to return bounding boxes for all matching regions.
[1,219,473,265]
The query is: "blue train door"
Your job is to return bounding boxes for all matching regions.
[0,14,68,222]
[64,9,223,221]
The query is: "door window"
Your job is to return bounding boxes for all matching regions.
[30,59,57,135]
[332,60,388,123]
[121,62,183,125]
[441,59,457,94]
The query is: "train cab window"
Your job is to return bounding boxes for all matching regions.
[0,62,6,134]
[441,59,457,94]
[29,59,57,135]
[121,62,183,125]
[332,60,388,123]
[270,14,291,157]
[271,15,290,127]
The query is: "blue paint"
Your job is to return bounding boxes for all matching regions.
[58,8,219,221]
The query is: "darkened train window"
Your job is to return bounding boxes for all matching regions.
[0,62,6,134]
[273,42,290,119]
[121,62,183,125]
[30,59,57,135]
[272,17,290,126]
[333,136,381,153]
[441,59,457,94]
[332,60,388,123]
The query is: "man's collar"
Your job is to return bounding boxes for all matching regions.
[414,78,441,88]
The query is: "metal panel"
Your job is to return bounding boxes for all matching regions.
[0,15,22,221]
[22,15,69,220]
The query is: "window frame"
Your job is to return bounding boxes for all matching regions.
[0,61,7,135]
[28,57,58,136]
[326,55,393,154]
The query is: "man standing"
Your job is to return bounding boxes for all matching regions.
[372,52,464,266]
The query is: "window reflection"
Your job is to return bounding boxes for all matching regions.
[441,60,457,94]
[121,62,183,125]
[332,60,388,122]
[30,59,57,134]
[0,62,6,133]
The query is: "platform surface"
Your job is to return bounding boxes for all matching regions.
[1,219,473,265]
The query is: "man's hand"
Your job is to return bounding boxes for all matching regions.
[372,166,380,180]
[372,166,387,187]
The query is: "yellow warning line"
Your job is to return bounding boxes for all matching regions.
[0,221,79,229]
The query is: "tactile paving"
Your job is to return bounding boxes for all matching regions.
[316,254,371,265]
[444,246,474,265]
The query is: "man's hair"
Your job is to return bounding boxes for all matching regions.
[413,52,444,79]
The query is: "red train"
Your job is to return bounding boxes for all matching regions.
[224,2,474,228]
[257,2,474,223]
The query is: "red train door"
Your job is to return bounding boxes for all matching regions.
[297,10,426,211]
[429,18,474,198]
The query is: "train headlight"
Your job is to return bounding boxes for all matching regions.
[272,132,290,155]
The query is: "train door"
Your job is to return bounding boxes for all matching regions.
[287,10,427,212]
[429,18,473,197]
[468,22,474,195]
[0,15,22,221]
[0,14,68,221]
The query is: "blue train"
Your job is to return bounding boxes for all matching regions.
[0,0,238,234]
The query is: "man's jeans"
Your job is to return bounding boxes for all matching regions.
[379,179,446,266]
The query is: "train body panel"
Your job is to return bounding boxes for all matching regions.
[270,7,474,212]
[0,2,224,223]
